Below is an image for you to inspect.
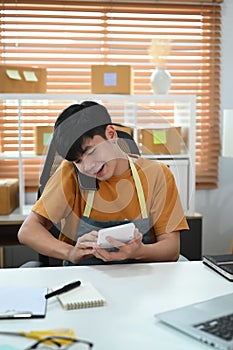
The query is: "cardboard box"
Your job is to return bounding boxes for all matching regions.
[91,65,132,94]
[138,126,182,154]
[0,179,19,215]
[34,125,54,155]
[0,64,47,93]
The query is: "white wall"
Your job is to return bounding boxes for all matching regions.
[196,0,233,255]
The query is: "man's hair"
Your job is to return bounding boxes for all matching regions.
[54,101,109,161]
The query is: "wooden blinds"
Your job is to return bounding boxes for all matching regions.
[0,1,221,189]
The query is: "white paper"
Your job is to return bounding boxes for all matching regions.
[0,286,47,318]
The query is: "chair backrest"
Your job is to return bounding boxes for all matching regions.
[37,130,141,267]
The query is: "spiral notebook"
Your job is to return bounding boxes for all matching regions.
[56,282,106,310]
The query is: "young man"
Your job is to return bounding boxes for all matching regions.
[18,101,189,265]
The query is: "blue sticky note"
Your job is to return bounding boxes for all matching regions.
[104,72,117,86]
[0,346,20,350]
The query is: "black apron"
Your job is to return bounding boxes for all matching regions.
[64,158,151,265]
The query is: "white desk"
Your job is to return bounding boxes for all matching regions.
[0,261,233,349]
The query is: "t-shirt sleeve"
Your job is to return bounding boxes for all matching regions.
[32,161,79,224]
[150,162,189,235]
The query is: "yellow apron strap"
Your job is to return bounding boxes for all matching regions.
[83,158,148,219]
[128,158,148,219]
[83,190,95,217]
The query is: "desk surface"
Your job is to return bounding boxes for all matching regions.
[0,261,232,350]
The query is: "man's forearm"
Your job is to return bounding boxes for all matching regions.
[18,213,73,261]
[135,232,180,262]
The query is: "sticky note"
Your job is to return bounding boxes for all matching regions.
[153,130,166,144]
[6,69,21,80]
[23,71,38,82]
[104,72,117,86]
[43,133,53,146]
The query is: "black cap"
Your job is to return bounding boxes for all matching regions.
[53,104,112,159]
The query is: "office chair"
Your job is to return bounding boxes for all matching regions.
[20,129,141,267]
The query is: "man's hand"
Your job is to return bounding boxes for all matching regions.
[92,228,143,262]
[68,231,98,264]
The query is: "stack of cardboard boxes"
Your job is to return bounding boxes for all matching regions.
[0,64,47,215]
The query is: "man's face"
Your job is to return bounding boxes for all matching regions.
[74,127,123,180]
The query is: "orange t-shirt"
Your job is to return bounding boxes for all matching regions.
[32,156,189,244]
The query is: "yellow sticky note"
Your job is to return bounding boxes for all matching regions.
[6,69,21,80]
[23,71,38,82]
[153,130,166,144]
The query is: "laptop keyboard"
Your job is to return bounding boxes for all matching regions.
[194,313,233,341]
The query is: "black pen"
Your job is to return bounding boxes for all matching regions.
[45,280,81,299]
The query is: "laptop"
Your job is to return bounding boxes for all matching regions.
[155,292,233,350]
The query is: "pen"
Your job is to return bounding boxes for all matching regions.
[45,280,81,299]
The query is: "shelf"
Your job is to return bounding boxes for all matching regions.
[0,152,44,160]
[0,93,196,217]
[0,152,190,161]
[0,93,195,101]
[142,154,189,160]
[0,205,32,223]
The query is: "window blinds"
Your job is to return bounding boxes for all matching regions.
[0,0,221,189]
